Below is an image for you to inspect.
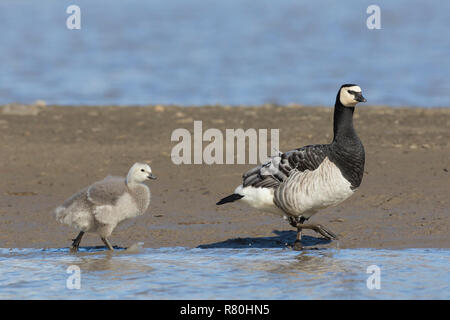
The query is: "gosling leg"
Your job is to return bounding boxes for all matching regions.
[70,231,85,252]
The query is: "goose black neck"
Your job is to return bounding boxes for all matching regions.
[332,101,357,144]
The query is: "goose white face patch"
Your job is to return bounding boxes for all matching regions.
[340,85,362,107]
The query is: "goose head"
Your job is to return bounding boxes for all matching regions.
[338,84,366,107]
[127,162,157,184]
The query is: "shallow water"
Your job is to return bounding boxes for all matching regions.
[0,247,448,299]
[0,0,449,107]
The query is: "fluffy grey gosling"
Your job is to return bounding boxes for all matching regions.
[55,163,157,252]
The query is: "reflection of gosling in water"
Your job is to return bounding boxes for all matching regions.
[55,163,157,252]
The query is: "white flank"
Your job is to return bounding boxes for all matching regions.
[234,185,285,216]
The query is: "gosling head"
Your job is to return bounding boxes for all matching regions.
[338,84,366,107]
[127,162,157,184]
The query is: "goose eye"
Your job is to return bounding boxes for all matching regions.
[141,169,145,172]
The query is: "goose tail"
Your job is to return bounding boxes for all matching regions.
[216,194,243,205]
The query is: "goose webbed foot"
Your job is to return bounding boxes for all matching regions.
[70,231,84,253]
[101,237,114,251]
[292,239,303,251]
[296,223,338,240]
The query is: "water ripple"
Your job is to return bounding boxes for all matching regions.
[0,247,448,299]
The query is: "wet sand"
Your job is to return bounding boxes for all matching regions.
[0,104,449,249]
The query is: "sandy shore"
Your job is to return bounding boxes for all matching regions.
[0,104,449,249]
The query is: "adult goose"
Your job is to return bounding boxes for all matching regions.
[217,84,366,250]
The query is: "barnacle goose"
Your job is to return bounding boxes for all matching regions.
[217,84,366,250]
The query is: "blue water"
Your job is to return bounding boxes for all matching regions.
[0,0,449,107]
[0,247,449,299]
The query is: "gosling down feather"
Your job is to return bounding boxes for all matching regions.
[55,162,157,251]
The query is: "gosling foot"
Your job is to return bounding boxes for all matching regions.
[70,231,85,253]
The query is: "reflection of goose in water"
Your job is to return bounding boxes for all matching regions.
[228,250,362,297]
[63,245,153,274]
[222,250,347,277]
[269,251,349,277]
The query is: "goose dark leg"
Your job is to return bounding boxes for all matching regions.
[71,231,84,252]
[288,216,298,228]
[101,237,114,251]
[289,217,306,250]
[293,228,303,250]
[295,223,338,240]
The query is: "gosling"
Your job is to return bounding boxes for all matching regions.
[55,163,156,252]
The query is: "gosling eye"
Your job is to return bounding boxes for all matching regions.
[141,169,145,172]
